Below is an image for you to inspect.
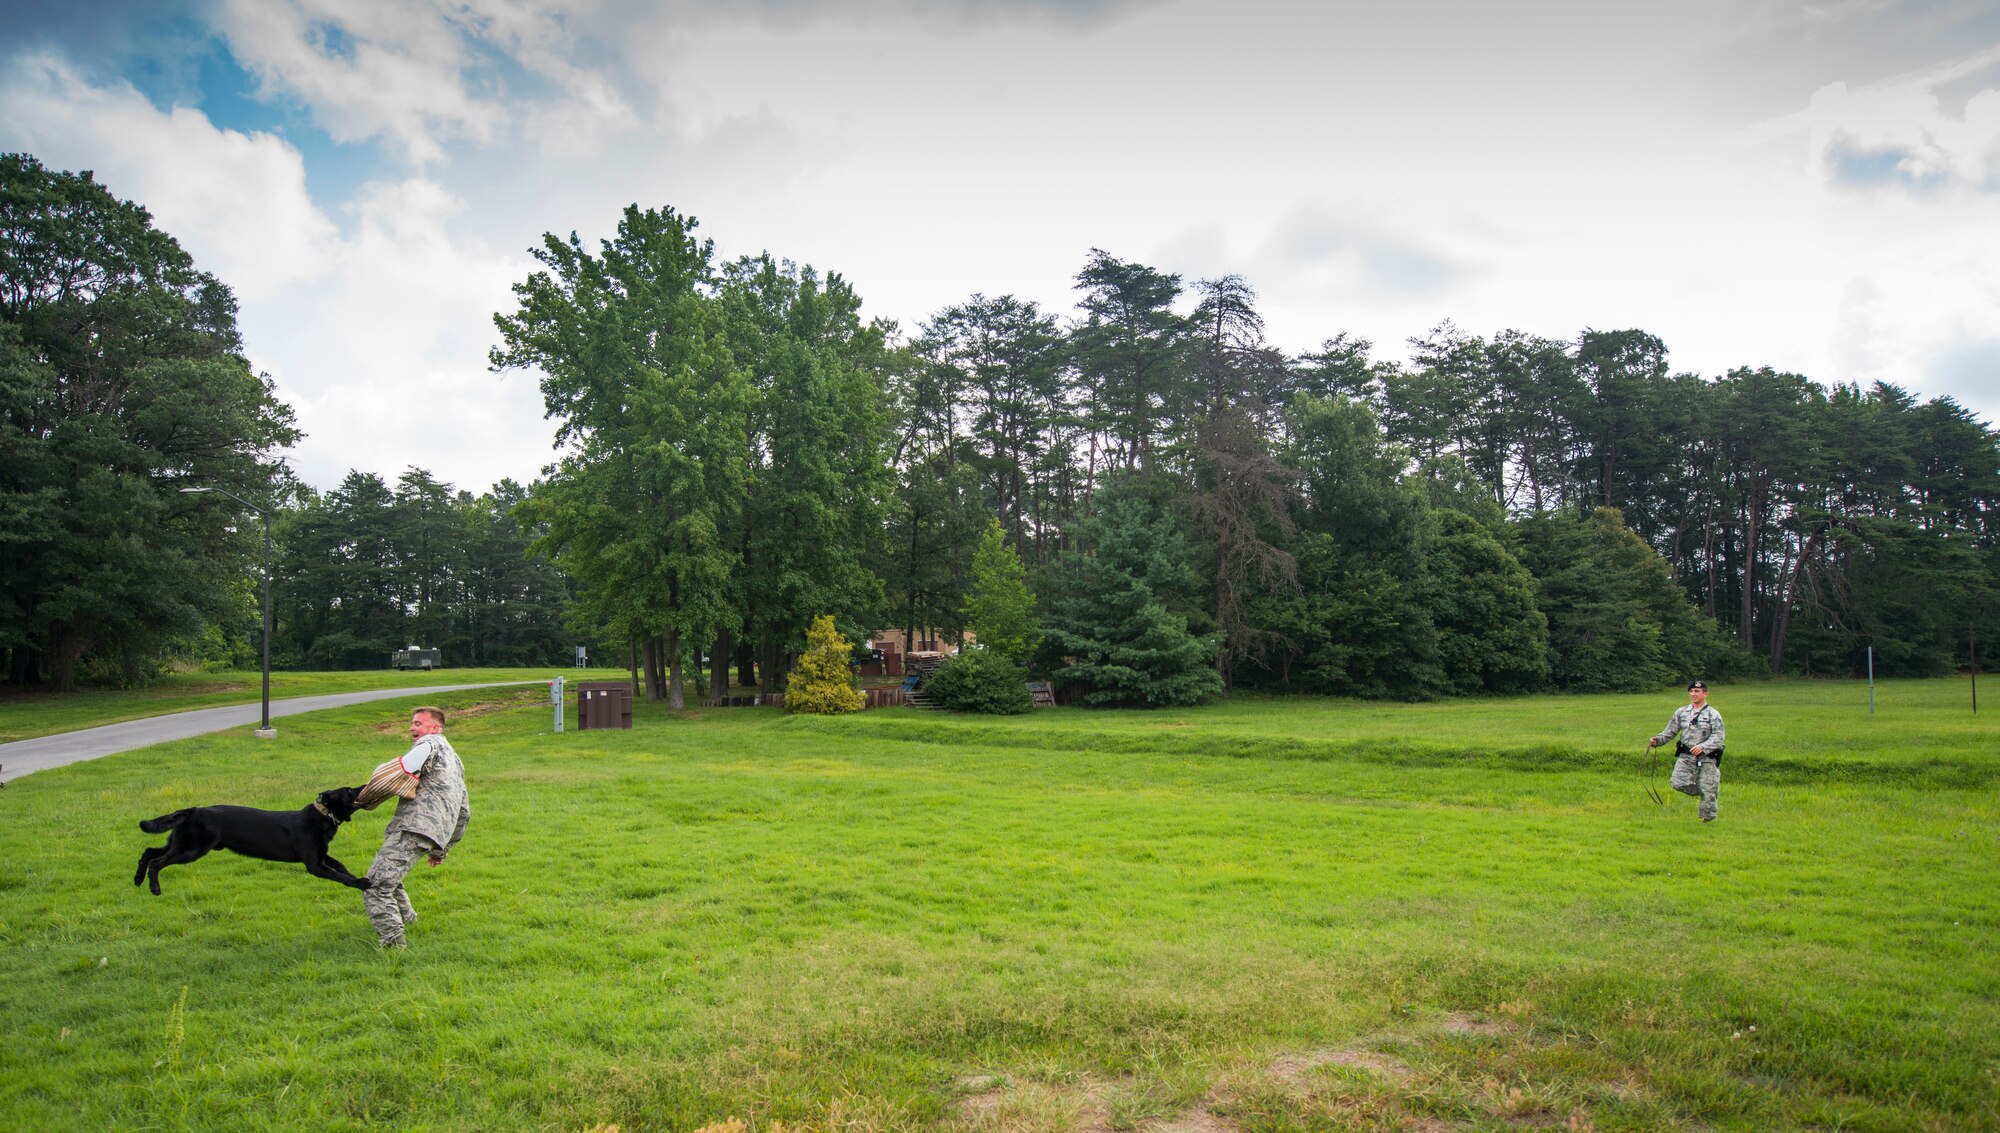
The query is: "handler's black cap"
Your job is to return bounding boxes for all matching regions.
[1688,679,1708,690]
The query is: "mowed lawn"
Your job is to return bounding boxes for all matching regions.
[1,680,1995,1132]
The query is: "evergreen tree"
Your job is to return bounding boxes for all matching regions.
[1044,479,1221,707]
[785,614,864,714]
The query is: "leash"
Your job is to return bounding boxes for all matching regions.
[1644,742,1664,805]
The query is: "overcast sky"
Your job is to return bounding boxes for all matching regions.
[3,0,1997,494]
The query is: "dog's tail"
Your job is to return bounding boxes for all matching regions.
[138,809,193,834]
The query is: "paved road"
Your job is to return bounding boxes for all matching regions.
[0,682,540,783]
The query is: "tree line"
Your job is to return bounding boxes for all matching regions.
[492,205,2000,706]
[7,155,1995,698]
[268,469,577,670]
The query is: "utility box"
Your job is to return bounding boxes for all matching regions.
[391,647,441,670]
[576,681,633,729]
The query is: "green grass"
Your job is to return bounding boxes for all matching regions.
[2,679,1995,1132]
[0,667,634,742]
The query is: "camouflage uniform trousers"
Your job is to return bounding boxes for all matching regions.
[1670,751,1721,821]
[364,828,440,946]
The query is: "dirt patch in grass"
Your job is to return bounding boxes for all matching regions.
[1269,1047,1413,1086]
[1439,1011,1510,1036]
[950,1073,1244,1133]
[1137,1109,1237,1133]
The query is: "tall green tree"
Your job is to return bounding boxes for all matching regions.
[0,154,297,689]
[719,253,892,695]
[1185,275,1297,687]
[880,452,984,652]
[916,294,1066,545]
[1070,250,1192,477]
[1425,510,1548,693]
[961,518,1039,667]
[1262,395,1443,699]
[492,204,748,708]
[1513,508,1745,692]
[1044,476,1221,706]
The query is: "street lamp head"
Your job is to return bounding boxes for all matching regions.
[178,487,211,494]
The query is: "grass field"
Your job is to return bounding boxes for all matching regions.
[2,678,1995,1132]
[0,667,634,742]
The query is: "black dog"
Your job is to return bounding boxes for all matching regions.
[133,785,373,895]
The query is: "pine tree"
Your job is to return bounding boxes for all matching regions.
[785,614,865,714]
[1044,481,1221,707]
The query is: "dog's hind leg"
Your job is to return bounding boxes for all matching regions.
[145,843,211,896]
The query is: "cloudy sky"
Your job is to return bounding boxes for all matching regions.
[3,0,1997,494]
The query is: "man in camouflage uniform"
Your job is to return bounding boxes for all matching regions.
[1649,680,1726,822]
[364,705,470,948]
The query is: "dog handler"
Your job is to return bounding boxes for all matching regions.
[363,706,469,948]
[1649,680,1725,822]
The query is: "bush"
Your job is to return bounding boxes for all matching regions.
[924,648,1033,715]
[786,614,865,715]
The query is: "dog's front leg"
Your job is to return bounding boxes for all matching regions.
[320,854,372,889]
[302,854,372,890]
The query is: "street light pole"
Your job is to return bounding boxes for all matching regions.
[182,486,275,737]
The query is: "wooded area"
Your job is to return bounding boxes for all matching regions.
[6,157,1995,700]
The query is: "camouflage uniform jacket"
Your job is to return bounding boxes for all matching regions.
[385,733,470,859]
[1653,704,1725,753]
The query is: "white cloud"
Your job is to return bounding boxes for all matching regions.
[11,0,2000,494]
[250,175,547,493]
[216,0,649,166]
[0,53,549,493]
[0,51,339,299]
[219,0,507,165]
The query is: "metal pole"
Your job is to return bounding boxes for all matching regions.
[260,509,272,733]
[1866,645,1874,715]
[1972,623,1978,716]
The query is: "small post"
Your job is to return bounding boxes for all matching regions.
[1866,645,1874,715]
[552,676,565,733]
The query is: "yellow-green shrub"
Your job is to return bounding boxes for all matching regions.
[785,614,865,715]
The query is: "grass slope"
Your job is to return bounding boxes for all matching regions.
[1,680,1994,1132]
[0,668,633,743]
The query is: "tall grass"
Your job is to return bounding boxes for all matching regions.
[1,679,1993,1131]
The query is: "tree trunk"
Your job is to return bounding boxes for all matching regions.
[1702,511,1717,619]
[666,627,684,710]
[1740,491,1759,647]
[629,640,640,699]
[10,642,39,685]
[735,634,756,690]
[711,626,733,706]
[642,636,662,701]
[50,633,84,693]
[1768,523,1828,676]
[760,636,779,694]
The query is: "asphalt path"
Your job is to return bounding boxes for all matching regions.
[0,681,540,783]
